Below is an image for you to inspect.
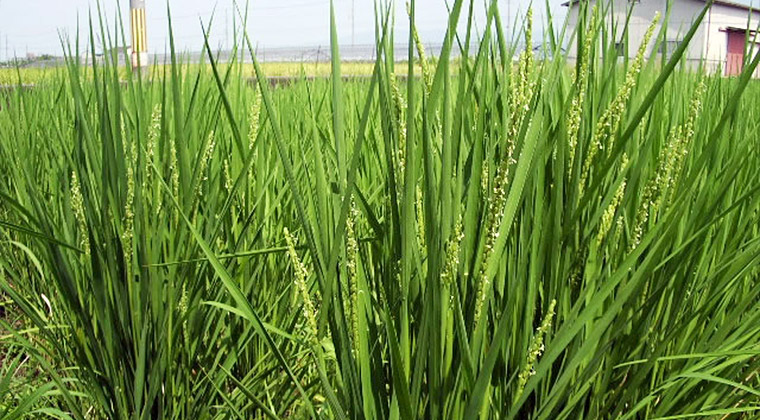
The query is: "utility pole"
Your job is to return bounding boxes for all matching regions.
[351,0,356,46]
[506,0,510,43]
[0,0,3,62]
[130,0,148,69]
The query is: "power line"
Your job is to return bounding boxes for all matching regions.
[149,0,329,22]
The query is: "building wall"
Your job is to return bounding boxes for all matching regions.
[566,0,705,58]
[566,0,760,74]
[662,0,707,60]
[703,4,760,66]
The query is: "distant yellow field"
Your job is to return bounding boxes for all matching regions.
[0,61,418,85]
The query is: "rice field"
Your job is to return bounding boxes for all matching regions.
[1,1,760,419]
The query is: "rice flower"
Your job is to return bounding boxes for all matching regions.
[70,171,89,255]
[579,13,660,196]
[284,227,320,344]
[345,203,360,353]
[612,214,625,250]
[148,105,161,153]
[406,2,432,92]
[442,216,464,306]
[597,178,626,246]
[416,186,426,250]
[567,9,597,173]
[248,93,262,188]
[473,10,538,331]
[515,299,557,401]
[509,7,536,148]
[666,78,705,203]
[223,159,232,193]
[390,73,407,189]
[169,135,180,201]
[146,105,161,200]
[197,130,216,196]
[474,163,510,327]
[123,137,136,274]
[630,79,704,250]
[249,92,262,151]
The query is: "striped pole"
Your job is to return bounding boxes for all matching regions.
[130,0,148,68]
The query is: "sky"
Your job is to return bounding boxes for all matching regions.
[0,0,559,59]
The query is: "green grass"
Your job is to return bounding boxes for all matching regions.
[1,1,760,419]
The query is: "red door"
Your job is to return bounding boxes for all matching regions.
[726,31,745,76]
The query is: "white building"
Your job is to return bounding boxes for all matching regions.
[563,0,760,76]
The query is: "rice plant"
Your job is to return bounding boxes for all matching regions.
[1,0,760,419]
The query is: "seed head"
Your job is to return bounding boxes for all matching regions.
[442,216,464,307]
[579,13,660,196]
[70,171,89,255]
[597,178,626,246]
[390,73,407,193]
[249,93,262,150]
[567,9,597,173]
[169,135,180,202]
[284,227,320,344]
[123,138,136,275]
[631,78,704,251]
[197,131,216,197]
[223,159,233,193]
[416,186,426,250]
[407,2,432,91]
[145,105,161,196]
[515,299,556,401]
[346,203,360,353]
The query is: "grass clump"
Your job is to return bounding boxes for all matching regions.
[1,1,760,419]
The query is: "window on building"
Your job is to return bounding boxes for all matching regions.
[615,42,625,57]
[660,40,681,54]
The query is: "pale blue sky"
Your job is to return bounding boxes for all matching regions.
[0,0,556,58]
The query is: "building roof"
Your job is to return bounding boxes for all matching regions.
[713,0,760,12]
[561,0,760,12]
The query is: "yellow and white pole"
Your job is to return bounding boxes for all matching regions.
[130,0,148,68]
